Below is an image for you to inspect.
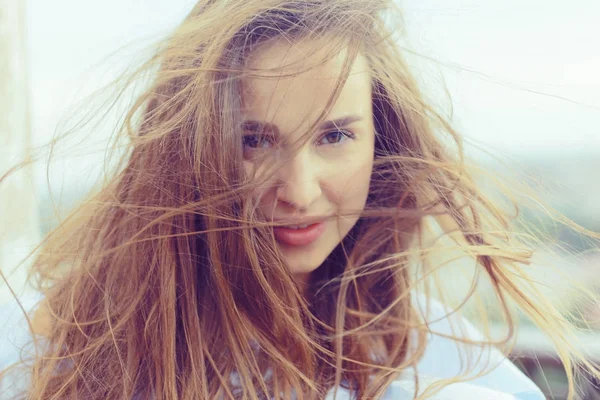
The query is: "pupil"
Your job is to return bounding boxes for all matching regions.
[328,131,342,143]
[244,135,262,148]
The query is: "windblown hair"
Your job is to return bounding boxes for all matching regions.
[2,0,599,399]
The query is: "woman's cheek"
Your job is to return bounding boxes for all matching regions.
[333,159,373,210]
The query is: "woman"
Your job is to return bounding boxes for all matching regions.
[1,0,596,398]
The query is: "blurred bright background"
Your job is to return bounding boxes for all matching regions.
[1,0,599,398]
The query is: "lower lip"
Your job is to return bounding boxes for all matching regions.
[273,222,326,246]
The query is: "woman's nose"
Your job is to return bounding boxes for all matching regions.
[275,151,322,212]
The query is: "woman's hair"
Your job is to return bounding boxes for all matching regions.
[2,0,599,399]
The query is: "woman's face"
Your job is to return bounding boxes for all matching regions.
[241,38,375,284]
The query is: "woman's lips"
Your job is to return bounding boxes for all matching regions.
[273,222,326,246]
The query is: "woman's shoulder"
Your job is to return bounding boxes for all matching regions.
[377,376,544,400]
[404,292,544,399]
[326,293,544,399]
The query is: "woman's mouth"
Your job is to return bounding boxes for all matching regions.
[273,222,326,246]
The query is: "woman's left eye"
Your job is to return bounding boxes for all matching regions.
[317,130,354,145]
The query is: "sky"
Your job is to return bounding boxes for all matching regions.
[399,0,600,153]
[24,0,600,189]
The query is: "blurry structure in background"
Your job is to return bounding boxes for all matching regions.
[0,0,39,305]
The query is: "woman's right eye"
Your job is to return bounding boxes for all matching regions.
[243,134,274,149]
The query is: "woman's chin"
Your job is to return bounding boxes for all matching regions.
[277,243,328,278]
[281,253,324,278]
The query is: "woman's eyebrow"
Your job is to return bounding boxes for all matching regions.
[241,120,280,135]
[319,115,363,130]
[241,115,363,134]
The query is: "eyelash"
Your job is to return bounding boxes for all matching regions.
[242,134,275,149]
[242,129,355,149]
[317,129,355,145]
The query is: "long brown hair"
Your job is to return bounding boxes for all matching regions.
[2,0,599,399]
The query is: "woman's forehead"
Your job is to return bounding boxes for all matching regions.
[241,38,373,135]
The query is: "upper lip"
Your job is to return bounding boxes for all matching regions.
[271,216,329,226]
